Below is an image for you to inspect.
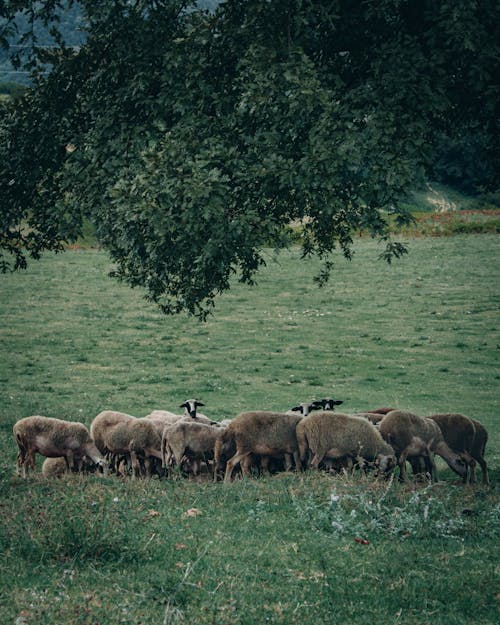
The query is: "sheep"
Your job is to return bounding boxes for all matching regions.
[101,418,163,478]
[90,410,137,457]
[164,421,222,477]
[315,398,344,411]
[428,413,489,484]
[295,411,396,475]
[180,398,205,419]
[13,416,106,477]
[379,410,467,482]
[217,411,303,483]
[142,411,184,439]
[41,456,100,478]
[287,401,321,417]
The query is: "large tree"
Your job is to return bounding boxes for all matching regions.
[1,0,498,318]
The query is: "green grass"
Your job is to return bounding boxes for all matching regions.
[0,235,499,624]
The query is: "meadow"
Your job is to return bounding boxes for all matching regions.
[0,234,499,624]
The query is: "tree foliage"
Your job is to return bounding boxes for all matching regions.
[1,0,499,317]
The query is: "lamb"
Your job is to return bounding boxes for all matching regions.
[379,410,467,482]
[295,411,396,474]
[428,413,489,484]
[164,421,222,477]
[41,456,100,478]
[217,411,303,482]
[13,416,106,477]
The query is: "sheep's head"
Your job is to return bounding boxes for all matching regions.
[290,402,317,416]
[447,454,467,478]
[180,399,205,418]
[316,398,343,411]
[376,453,396,476]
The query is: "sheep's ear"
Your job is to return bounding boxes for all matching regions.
[334,400,343,406]
[290,405,301,413]
[179,402,188,408]
[195,401,205,407]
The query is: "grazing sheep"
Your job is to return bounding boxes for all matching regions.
[164,421,222,477]
[13,416,106,477]
[90,410,137,457]
[469,418,489,485]
[296,412,395,474]
[218,412,303,483]
[102,418,162,478]
[379,410,467,482]
[428,414,489,484]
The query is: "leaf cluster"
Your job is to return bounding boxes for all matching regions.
[0,0,498,316]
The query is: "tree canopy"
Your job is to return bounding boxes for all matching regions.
[1,0,499,318]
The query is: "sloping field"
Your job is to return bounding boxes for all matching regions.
[0,234,498,624]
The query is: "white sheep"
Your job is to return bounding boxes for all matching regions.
[13,416,106,477]
[295,411,396,474]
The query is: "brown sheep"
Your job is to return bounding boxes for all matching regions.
[429,414,489,485]
[218,411,303,483]
[13,416,106,477]
[164,421,222,477]
[379,410,467,482]
[102,418,162,478]
[296,412,396,474]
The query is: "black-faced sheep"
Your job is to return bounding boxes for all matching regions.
[428,413,489,485]
[296,411,396,475]
[315,398,344,411]
[379,410,467,482]
[217,411,303,483]
[13,416,106,477]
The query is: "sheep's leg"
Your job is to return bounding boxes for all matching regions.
[130,451,141,479]
[397,450,410,482]
[224,451,249,482]
[472,454,489,485]
[259,456,270,476]
[460,452,475,484]
[143,457,153,479]
[478,458,489,485]
[292,450,302,471]
[16,449,26,477]
[425,452,438,482]
[310,452,325,470]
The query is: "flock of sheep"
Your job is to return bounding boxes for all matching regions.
[12,397,490,485]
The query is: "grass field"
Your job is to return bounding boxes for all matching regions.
[1,234,499,624]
